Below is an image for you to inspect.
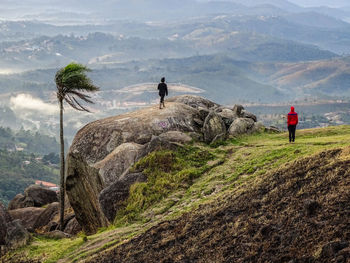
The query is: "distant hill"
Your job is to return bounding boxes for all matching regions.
[0,28,338,73]
[253,57,350,97]
[284,11,350,28]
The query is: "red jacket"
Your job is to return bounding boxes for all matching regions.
[287,106,298,126]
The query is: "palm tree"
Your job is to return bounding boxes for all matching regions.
[55,62,99,231]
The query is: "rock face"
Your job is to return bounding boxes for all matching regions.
[8,185,58,210]
[66,95,260,234]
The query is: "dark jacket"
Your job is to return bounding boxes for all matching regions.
[158,82,168,96]
[287,106,298,126]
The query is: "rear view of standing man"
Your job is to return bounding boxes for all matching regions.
[287,106,298,143]
[158,77,168,109]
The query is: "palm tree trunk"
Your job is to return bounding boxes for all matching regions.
[59,99,65,231]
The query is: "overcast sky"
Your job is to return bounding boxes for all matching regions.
[282,0,349,7]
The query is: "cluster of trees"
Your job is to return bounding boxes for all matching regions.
[0,149,59,206]
[0,126,60,155]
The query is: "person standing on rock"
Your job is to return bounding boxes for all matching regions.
[158,77,168,109]
[287,106,298,143]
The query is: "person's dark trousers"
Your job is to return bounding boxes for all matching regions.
[288,125,296,142]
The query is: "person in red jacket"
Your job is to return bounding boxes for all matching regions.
[287,106,298,142]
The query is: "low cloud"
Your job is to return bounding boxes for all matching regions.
[10,93,58,115]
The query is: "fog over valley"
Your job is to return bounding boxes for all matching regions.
[1,0,350,142]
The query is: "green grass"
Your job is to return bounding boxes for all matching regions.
[4,235,86,263]
[6,125,350,263]
[114,146,217,225]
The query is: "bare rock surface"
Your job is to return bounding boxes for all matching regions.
[159,131,192,144]
[94,143,145,186]
[69,101,202,164]
[167,95,218,110]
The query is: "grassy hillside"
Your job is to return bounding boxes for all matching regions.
[4,125,350,262]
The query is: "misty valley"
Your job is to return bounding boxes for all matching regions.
[1,1,350,262]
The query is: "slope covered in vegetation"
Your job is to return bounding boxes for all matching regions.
[4,125,350,262]
[0,127,60,206]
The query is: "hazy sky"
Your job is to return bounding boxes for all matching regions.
[287,0,349,7]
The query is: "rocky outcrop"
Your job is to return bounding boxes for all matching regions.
[8,185,58,210]
[66,95,260,234]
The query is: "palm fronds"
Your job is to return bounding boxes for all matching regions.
[56,62,100,112]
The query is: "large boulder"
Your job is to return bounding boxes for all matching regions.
[68,102,202,164]
[66,152,109,235]
[8,185,58,210]
[24,185,58,207]
[66,102,203,234]
[203,112,227,143]
[65,96,261,234]
[99,173,147,222]
[228,118,255,137]
[9,207,45,231]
